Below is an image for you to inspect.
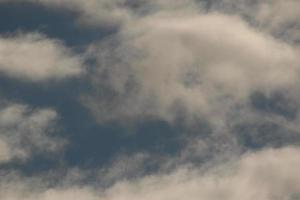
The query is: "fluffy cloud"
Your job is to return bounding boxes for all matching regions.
[0,33,84,81]
[197,0,300,44]
[0,103,64,163]
[1,147,300,200]
[84,12,300,125]
[0,0,205,28]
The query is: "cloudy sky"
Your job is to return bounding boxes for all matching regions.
[0,0,300,199]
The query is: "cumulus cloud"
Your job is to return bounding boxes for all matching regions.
[79,2,300,165]
[0,103,65,163]
[1,147,300,200]
[84,12,300,125]
[0,33,84,81]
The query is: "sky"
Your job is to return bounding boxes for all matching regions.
[0,0,300,199]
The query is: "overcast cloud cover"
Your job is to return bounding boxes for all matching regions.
[0,0,300,199]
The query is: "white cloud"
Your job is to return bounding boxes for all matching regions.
[84,12,300,124]
[0,103,65,163]
[0,33,84,81]
[3,0,300,43]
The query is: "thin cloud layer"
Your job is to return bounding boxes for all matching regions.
[0,33,84,81]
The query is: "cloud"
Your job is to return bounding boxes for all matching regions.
[3,0,300,43]
[84,12,300,125]
[0,33,84,81]
[198,0,300,44]
[100,147,300,200]
[81,6,300,160]
[0,0,199,27]
[0,0,131,27]
[254,0,300,43]
[35,0,130,27]
[0,2,299,200]
[0,147,300,200]
[0,103,65,163]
